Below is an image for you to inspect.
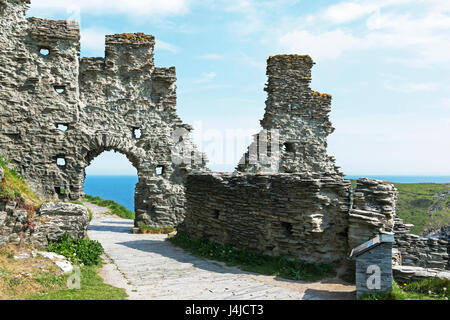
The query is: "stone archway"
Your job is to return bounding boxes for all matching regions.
[76,134,157,228]
[83,146,140,217]
[0,2,208,228]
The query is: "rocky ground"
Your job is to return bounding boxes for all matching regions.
[85,202,356,300]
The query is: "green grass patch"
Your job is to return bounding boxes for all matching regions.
[17,263,128,300]
[139,225,176,234]
[84,195,134,220]
[361,279,450,300]
[348,179,450,235]
[0,155,41,213]
[0,244,127,300]
[169,233,334,282]
[393,183,450,235]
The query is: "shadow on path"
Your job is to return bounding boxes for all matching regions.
[89,224,133,233]
[304,288,355,300]
[116,239,258,277]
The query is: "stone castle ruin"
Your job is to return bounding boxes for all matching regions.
[0,0,208,228]
[1,0,448,277]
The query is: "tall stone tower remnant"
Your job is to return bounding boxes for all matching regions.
[237,55,341,175]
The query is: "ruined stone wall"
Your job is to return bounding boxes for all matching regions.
[237,55,341,175]
[179,173,351,264]
[0,0,81,199]
[394,217,449,270]
[0,0,208,227]
[77,33,208,227]
[347,178,449,271]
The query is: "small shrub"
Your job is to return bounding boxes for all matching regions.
[361,279,450,300]
[47,234,104,266]
[402,278,450,298]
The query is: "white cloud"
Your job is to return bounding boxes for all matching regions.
[277,0,450,64]
[321,1,379,24]
[195,72,217,83]
[383,77,441,93]
[29,0,190,18]
[80,29,178,56]
[156,40,178,54]
[236,53,265,69]
[81,27,110,55]
[279,29,368,60]
[199,54,225,60]
[318,0,418,24]
[329,114,450,175]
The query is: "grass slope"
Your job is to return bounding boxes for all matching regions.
[0,156,41,215]
[84,195,134,220]
[20,264,128,300]
[393,183,450,235]
[0,246,127,300]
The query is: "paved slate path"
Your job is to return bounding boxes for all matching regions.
[86,203,354,300]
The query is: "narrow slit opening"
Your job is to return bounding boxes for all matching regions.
[133,128,142,139]
[155,166,164,175]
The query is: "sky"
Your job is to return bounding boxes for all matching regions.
[27,0,450,175]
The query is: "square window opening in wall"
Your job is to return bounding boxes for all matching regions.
[54,86,66,94]
[282,142,295,153]
[56,157,66,167]
[55,186,66,195]
[39,47,50,56]
[56,124,68,132]
[281,221,293,236]
[155,165,164,175]
[213,209,220,219]
[133,128,142,139]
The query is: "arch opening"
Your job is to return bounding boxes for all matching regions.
[83,150,138,217]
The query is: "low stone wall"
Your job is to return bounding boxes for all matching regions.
[179,172,351,265]
[394,217,449,270]
[0,200,90,248]
[392,266,450,283]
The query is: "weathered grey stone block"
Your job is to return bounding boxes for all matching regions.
[0,200,90,248]
[34,202,90,245]
[350,234,395,299]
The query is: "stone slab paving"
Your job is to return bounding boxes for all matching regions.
[86,203,355,300]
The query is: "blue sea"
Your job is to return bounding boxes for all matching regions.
[84,175,450,212]
[84,175,138,212]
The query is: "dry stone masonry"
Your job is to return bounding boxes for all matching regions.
[0,0,207,228]
[0,0,448,281]
[180,57,449,275]
[393,217,449,270]
[179,173,351,264]
[0,200,89,248]
[237,55,341,175]
[348,178,398,250]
